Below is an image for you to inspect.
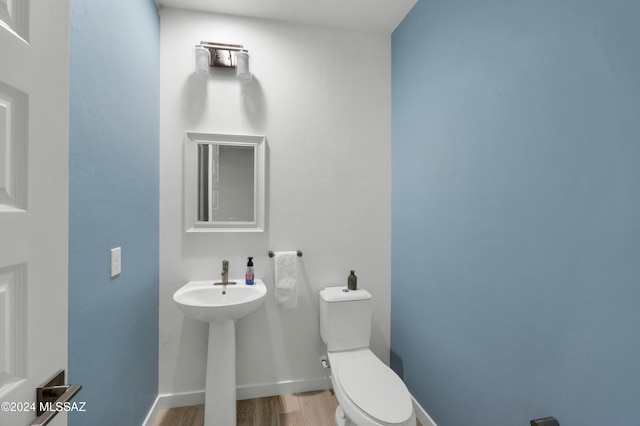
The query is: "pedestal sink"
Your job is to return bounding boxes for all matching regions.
[173,280,267,426]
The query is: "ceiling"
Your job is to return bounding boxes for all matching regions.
[156,0,417,33]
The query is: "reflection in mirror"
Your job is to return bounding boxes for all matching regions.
[197,144,255,222]
[185,132,265,232]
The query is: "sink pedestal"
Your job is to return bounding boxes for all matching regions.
[173,280,267,426]
[205,320,236,426]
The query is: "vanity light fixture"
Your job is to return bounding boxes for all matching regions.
[194,42,251,80]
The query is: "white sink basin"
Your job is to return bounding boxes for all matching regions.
[173,279,267,322]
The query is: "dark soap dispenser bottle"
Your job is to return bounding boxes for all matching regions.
[348,270,357,290]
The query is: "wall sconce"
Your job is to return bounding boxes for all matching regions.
[194,42,251,81]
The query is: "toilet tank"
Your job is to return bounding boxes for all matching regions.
[319,286,372,352]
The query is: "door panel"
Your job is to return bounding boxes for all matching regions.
[0,0,70,424]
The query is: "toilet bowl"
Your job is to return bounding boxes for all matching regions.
[319,286,416,426]
[328,348,415,426]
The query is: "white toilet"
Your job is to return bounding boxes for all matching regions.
[319,286,416,426]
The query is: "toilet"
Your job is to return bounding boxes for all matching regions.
[319,286,416,426]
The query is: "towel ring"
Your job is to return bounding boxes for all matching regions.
[268,250,303,258]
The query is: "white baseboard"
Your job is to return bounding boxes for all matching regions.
[412,395,438,426]
[237,376,332,400]
[141,395,159,426]
[142,377,332,426]
[141,390,204,426]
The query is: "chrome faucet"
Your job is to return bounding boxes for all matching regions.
[222,260,229,283]
[215,260,235,285]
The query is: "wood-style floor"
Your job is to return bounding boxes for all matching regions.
[153,389,423,426]
[153,390,336,426]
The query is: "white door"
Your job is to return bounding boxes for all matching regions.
[0,0,70,425]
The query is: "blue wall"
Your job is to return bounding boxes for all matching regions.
[69,0,159,424]
[391,1,640,424]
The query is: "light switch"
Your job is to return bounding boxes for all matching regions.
[110,247,121,277]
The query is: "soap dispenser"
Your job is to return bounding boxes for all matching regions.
[348,270,357,290]
[245,257,254,285]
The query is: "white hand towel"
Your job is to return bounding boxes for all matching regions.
[274,251,298,309]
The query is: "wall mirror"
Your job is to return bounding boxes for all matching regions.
[184,132,266,232]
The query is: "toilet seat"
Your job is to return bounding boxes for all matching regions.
[339,356,413,424]
[328,349,415,426]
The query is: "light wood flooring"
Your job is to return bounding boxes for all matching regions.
[153,389,423,426]
[153,390,336,426]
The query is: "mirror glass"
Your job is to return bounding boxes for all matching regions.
[197,144,254,222]
[185,132,265,232]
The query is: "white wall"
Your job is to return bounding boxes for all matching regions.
[159,7,391,398]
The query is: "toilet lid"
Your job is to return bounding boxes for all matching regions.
[338,357,413,424]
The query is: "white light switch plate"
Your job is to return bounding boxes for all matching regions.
[110,247,121,277]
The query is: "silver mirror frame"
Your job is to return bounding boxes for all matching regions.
[184,132,266,232]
